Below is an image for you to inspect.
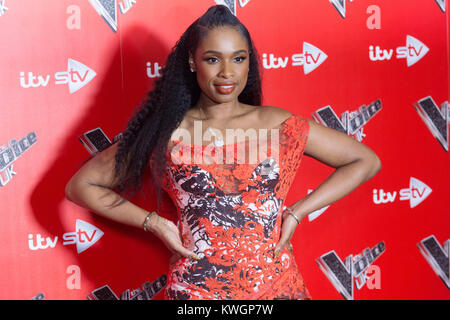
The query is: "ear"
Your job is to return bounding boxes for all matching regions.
[188,52,196,72]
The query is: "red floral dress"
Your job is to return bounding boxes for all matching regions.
[161,113,311,300]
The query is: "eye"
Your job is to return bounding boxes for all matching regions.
[204,57,219,64]
[234,56,247,63]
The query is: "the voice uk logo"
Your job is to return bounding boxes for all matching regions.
[417,235,449,288]
[20,58,97,94]
[28,220,104,254]
[414,96,449,152]
[215,0,252,16]
[89,0,137,32]
[317,241,385,300]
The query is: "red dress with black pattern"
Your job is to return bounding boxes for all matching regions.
[161,113,311,300]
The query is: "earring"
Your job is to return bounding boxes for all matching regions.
[189,59,195,72]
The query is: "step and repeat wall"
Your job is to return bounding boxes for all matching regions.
[0,0,448,300]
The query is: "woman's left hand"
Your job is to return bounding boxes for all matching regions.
[274,207,299,259]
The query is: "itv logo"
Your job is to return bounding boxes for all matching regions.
[19,58,97,94]
[28,219,104,254]
[372,177,432,208]
[262,42,328,74]
[369,35,429,67]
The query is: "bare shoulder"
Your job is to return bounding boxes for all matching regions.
[256,106,294,127]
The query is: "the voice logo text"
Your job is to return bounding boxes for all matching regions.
[0,132,37,187]
[317,241,385,300]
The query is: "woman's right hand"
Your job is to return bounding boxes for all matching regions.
[147,213,200,262]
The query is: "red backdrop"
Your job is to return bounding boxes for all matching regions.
[0,0,448,300]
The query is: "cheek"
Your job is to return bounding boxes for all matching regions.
[196,67,215,87]
[195,72,209,92]
[239,67,249,86]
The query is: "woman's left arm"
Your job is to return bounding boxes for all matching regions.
[274,119,381,258]
[292,119,382,220]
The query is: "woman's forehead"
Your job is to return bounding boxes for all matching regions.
[196,26,249,54]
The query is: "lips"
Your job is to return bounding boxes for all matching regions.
[214,83,237,95]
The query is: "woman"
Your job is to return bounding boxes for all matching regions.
[65,5,381,300]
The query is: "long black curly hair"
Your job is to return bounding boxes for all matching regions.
[111,5,263,211]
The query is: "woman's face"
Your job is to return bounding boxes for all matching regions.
[190,26,250,105]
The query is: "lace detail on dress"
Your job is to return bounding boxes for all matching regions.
[160,113,311,300]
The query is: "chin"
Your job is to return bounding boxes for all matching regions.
[214,90,244,103]
[205,93,238,105]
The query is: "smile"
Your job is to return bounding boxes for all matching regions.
[217,85,234,89]
[214,84,237,94]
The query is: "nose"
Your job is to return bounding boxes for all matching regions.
[219,61,234,79]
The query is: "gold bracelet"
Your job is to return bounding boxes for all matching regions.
[143,211,156,232]
[284,207,301,225]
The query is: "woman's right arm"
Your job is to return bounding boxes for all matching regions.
[65,142,154,230]
[64,142,199,260]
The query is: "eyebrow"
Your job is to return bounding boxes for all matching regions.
[203,50,248,55]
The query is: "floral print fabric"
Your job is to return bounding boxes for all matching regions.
[161,113,311,300]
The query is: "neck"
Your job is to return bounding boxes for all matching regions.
[195,94,242,121]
